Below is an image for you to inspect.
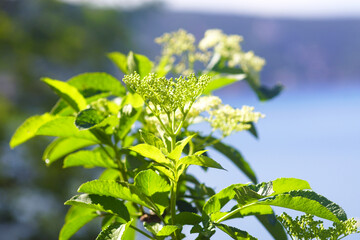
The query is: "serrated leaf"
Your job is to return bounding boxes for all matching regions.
[144,223,179,237]
[68,72,125,97]
[168,135,195,161]
[36,116,99,142]
[75,108,106,130]
[108,52,128,74]
[257,190,347,222]
[10,113,55,148]
[173,212,202,225]
[128,144,170,165]
[250,178,311,197]
[96,221,133,240]
[59,206,98,240]
[65,194,130,222]
[43,137,96,165]
[178,155,224,170]
[134,169,170,196]
[42,78,87,111]
[63,148,117,169]
[78,180,153,210]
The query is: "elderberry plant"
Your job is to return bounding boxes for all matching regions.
[10,29,358,240]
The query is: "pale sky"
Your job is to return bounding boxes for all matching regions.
[62,0,360,18]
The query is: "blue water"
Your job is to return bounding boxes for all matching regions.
[187,85,360,239]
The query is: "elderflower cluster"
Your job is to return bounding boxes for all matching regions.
[155,29,208,75]
[199,29,243,59]
[123,72,210,116]
[208,105,264,137]
[277,213,360,240]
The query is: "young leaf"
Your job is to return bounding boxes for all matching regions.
[67,72,125,97]
[108,52,128,74]
[250,178,311,197]
[128,144,170,165]
[42,78,87,111]
[75,108,106,130]
[65,194,130,222]
[59,206,98,240]
[10,113,55,148]
[168,135,195,161]
[134,169,171,196]
[78,180,152,210]
[178,155,224,170]
[43,137,96,165]
[127,52,153,78]
[96,221,133,240]
[63,148,117,169]
[36,116,99,142]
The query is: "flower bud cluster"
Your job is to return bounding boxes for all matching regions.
[277,213,360,240]
[123,72,210,116]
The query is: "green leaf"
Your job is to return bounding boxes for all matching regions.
[63,148,117,169]
[168,135,195,161]
[42,78,87,111]
[212,138,257,183]
[36,116,99,142]
[173,212,202,225]
[75,108,106,130]
[215,223,257,240]
[257,190,347,222]
[203,183,248,215]
[96,221,133,240]
[247,122,258,139]
[134,169,170,196]
[140,130,165,149]
[78,180,152,210]
[127,52,153,78]
[121,93,144,108]
[43,137,96,165]
[108,52,128,74]
[178,155,224,170]
[59,206,98,240]
[68,72,125,97]
[144,223,179,237]
[10,113,55,148]
[203,75,245,95]
[128,144,170,165]
[65,194,130,222]
[99,168,120,180]
[250,178,311,197]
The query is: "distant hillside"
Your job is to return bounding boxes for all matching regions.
[125,10,360,90]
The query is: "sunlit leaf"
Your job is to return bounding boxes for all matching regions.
[128,144,170,165]
[42,78,87,111]
[63,148,117,169]
[134,169,170,196]
[96,221,133,240]
[178,155,224,170]
[10,113,55,148]
[108,52,128,74]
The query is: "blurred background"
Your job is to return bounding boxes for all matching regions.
[1,0,359,239]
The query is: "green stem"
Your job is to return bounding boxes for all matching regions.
[112,145,127,182]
